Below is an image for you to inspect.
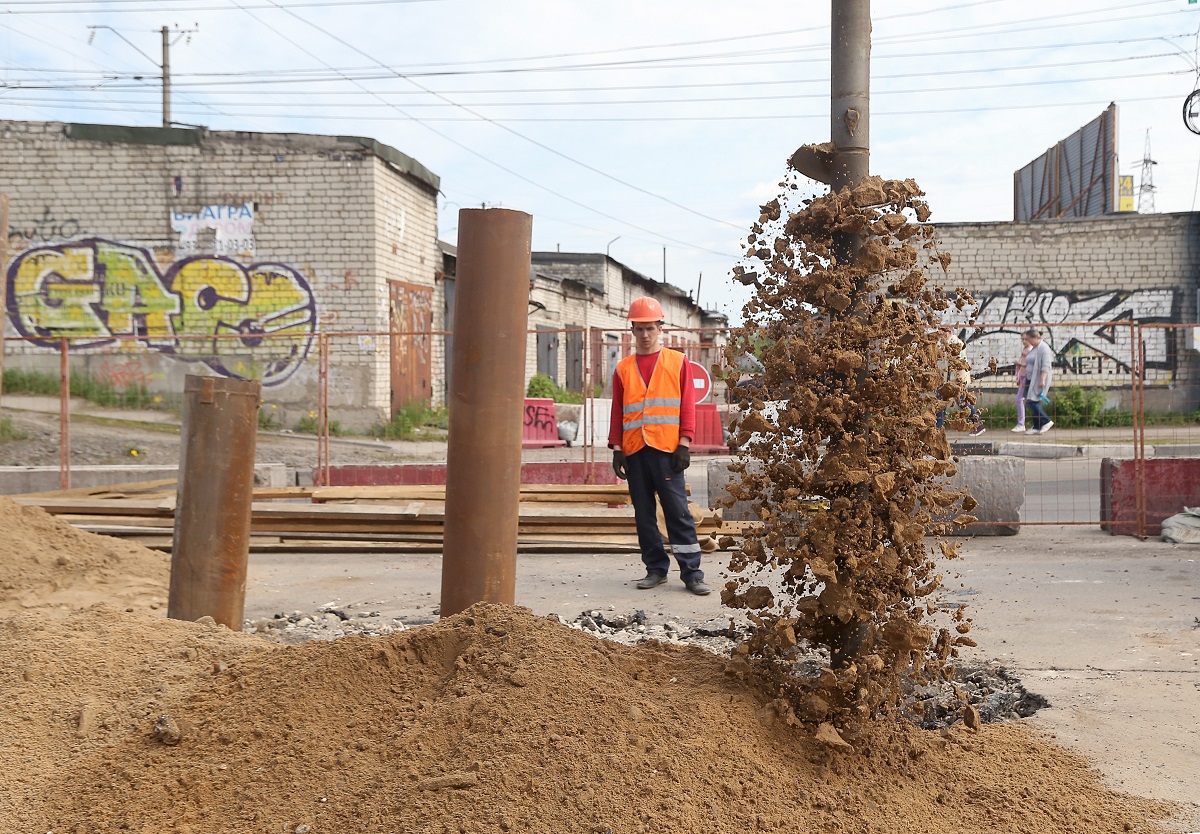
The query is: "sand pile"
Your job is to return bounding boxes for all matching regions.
[0,498,1180,832]
[0,495,169,616]
[0,600,1173,834]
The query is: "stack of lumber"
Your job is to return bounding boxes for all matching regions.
[12,480,734,554]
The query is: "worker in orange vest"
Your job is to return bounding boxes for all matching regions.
[609,296,709,595]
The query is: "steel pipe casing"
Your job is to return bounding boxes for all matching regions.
[831,0,871,192]
[168,374,261,627]
[441,208,532,617]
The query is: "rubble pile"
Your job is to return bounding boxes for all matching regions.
[722,169,980,727]
[246,602,416,644]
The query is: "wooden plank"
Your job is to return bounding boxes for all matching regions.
[252,486,318,500]
[13,497,174,516]
[14,478,178,500]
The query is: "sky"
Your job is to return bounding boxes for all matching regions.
[2,0,1198,322]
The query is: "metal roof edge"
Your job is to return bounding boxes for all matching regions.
[337,135,440,193]
[64,122,204,147]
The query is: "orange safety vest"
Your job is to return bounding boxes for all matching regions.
[617,348,684,456]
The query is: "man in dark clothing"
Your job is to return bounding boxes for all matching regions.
[609,296,708,596]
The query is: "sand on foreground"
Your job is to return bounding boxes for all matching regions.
[0,496,1180,833]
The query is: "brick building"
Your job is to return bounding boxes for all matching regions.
[436,247,728,403]
[935,211,1200,410]
[526,252,728,397]
[1,120,441,430]
[1,119,731,431]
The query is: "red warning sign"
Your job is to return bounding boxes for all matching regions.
[689,361,712,404]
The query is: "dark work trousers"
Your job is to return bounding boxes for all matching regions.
[624,447,703,582]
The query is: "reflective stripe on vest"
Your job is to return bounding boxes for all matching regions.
[617,348,685,456]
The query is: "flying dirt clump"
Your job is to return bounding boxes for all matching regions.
[721,162,979,728]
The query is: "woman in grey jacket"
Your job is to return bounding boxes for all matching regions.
[1024,328,1055,434]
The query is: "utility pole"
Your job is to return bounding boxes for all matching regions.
[88,24,196,128]
[782,0,874,667]
[162,26,171,128]
[1138,129,1157,213]
[786,0,871,259]
[829,0,870,193]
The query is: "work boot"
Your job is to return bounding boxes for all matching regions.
[684,577,711,596]
[635,572,667,590]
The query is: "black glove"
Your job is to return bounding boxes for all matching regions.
[670,445,691,473]
[612,449,627,480]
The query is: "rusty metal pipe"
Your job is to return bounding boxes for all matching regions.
[168,374,260,627]
[440,208,532,617]
[59,337,70,489]
[0,193,8,396]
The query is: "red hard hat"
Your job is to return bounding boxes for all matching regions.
[627,296,664,322]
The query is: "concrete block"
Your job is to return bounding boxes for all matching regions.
[707,455,1024,536]
[1099,457,1200,537]
[707,456,757,521]
[944,456,1024,536]
[1081,444,1137,459]
[949,440,995,457]
[1150,444,1200,458]
[0,463,291,495]
[998,442,1079,459]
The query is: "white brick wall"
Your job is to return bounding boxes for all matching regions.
[0,120,440,430]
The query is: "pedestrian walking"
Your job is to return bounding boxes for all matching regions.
[1012,332,1032,432]
[1024,328,1055,434]
[609,296,709,596]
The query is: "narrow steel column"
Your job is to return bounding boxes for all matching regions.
[441,208,532,617]
[0,193,8,393]
[161,25,171,128]
[830,0,871,193]
[59,337,70,489]
[830,0,872,666]
[168,374,260,627]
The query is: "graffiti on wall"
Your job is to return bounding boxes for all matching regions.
[170,203,255,256]
[948,285,1179,385]
[6,238,316,386]
[7,207,85,250]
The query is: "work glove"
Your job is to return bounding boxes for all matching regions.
[670,445,691,473]
[612,449,627,480]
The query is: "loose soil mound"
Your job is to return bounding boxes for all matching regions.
[0,496,1179,832]
[0,603,1172,834]
[0,496,169,615]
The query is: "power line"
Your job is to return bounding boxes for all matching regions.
[14,30,1182,81]
[3,92,1178,122]
[262,0,748,233]
[0,0,447,13]
[3,39,1184,92]
[5,66,1184,109]
[223,0,740,259]
[1,31,1186,85]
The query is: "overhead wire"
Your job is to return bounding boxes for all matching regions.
[3,65,1186,110]
[1,45,1185,95]
[224,0,741,258]
[6,30,1179,88]
[3,92,1179,122]
[3,0,1189,249]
